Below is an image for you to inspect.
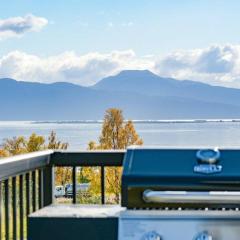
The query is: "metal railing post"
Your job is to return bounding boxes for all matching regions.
[101,166,105,204]
[43,165,55,206]
[72,166,77,204]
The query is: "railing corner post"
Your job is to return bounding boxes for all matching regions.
[43,165,55,206]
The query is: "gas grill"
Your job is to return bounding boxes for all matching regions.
[118,146,240,239]
[29,147,240,240]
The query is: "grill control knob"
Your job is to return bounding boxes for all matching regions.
[141,231,161,240]
[193,231,213,240]
[196,148,220,164]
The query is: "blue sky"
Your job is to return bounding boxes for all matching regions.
[1,0,240,87]
[1,0,240,56]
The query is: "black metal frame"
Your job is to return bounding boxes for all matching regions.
[0,150,125,240]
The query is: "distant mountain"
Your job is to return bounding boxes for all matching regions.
[1,71,240,120]
[94,70,240,107]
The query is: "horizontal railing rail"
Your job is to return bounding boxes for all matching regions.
[51,150,125,166]
[0,149,126,240]
[0,150,53,181]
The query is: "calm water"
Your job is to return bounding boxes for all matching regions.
[0,121,240,150]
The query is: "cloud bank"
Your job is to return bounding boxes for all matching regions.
[155,45,240,88]
[0,50,154,86]
[1,44,240,88]
[0,14,48,40]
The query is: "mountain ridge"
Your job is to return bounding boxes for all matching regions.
[1,70,240,120]
[93,70,240,107]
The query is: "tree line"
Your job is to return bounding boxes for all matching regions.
[0,108,143,203]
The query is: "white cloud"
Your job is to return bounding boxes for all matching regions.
[154,44,240,88]
[0,50,153,86]
[0,14,48,40]
[1,44,240,88]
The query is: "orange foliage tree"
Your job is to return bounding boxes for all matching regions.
[85,108,143,203]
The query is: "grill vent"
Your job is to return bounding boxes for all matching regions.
[129,207,240,211]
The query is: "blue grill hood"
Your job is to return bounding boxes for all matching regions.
[121,146,240,208]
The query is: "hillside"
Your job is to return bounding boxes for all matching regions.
[1,71,240,120]
[94,70,240,107]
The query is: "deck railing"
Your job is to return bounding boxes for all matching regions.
[0,150,125,240]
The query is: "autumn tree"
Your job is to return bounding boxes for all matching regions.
[90,108,143,149]
[2,131,69,185]
[3,134,45,155]
[47,131,68,150]
[47,131,70,185]
[26,133,45,152]
[3,136,27,155]
[0,149,8,158]
[86,108,143,203]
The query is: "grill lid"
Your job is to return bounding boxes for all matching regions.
[121,146,240,208]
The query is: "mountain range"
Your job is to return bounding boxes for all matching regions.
[1,70,240,120]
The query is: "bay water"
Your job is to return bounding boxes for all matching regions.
[0,120,240,150]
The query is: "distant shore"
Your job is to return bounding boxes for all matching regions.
[0,119,240,125]
[29,119,240,124]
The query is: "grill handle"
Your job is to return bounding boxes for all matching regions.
[143,190,240,205]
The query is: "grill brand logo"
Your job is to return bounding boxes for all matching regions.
[194,164,222,174]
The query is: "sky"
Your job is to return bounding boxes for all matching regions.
[1,0,240,87]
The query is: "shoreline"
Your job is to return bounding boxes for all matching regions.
[0,119,239,124]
